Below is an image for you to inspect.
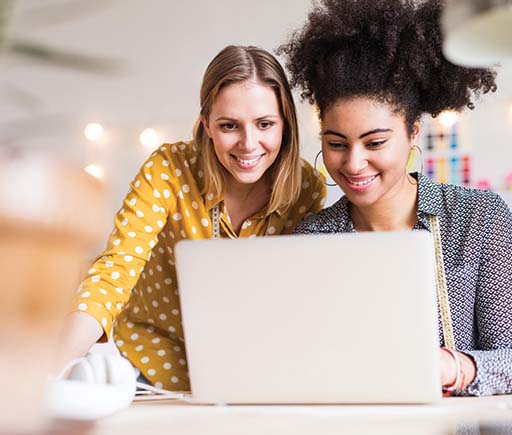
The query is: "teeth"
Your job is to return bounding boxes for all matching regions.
[236,156,261,165]
[348,176,376,186]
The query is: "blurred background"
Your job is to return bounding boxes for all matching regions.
[1,0,512,251]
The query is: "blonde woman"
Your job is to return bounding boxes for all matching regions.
[60,45,326,390]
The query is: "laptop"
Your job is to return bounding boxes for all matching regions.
[174,231,441,404]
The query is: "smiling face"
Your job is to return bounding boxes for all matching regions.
[321,97,419,209]
[202,80,284,191]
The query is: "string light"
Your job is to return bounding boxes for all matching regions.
[84,164,105,180]
[84,123,104,142]
[437,110,459,128]
[140,128,161,150]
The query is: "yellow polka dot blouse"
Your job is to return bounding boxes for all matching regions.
[73,141,326,390]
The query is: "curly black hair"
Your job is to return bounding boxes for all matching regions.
[277,0,497,134]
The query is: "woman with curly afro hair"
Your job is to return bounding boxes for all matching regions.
[279,0,512,397]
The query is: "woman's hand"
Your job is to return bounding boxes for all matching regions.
[439,347,477,391]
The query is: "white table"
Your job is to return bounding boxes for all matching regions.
[87,395,512,435]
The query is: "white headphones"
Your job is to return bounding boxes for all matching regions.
[47,353,137,420]
[66,352,135,386]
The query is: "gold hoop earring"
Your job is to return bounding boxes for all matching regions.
[410,145,424,175]
[314,150,337,187]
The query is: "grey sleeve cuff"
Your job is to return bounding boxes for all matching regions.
[459,349,512,396]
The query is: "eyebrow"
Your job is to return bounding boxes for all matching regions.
[214,115,280,122]
[322,128,393,139]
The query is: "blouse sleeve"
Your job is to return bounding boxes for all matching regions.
[462,194,512,396]
[72,147,180,341]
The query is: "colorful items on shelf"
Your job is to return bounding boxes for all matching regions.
[422,120,471,186]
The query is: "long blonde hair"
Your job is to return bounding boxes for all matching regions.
[194,45,302,214]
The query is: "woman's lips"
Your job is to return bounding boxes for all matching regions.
[231,154,264,169]
[342,174,378,190]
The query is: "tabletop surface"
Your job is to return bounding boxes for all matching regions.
[73,395,512,435]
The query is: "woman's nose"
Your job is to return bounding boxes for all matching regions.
[238,127,258,152]
[343,147,368,174]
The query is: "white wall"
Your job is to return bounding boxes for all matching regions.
[3,0,512,246]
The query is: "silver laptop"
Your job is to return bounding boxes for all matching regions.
[175,231,441,404]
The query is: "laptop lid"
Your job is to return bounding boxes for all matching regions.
[175,231,441,404]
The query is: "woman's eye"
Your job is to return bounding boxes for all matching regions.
[259,121,274,129]
[328,142,347,149]
[367,140,386,148]
[220,123,237,131]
